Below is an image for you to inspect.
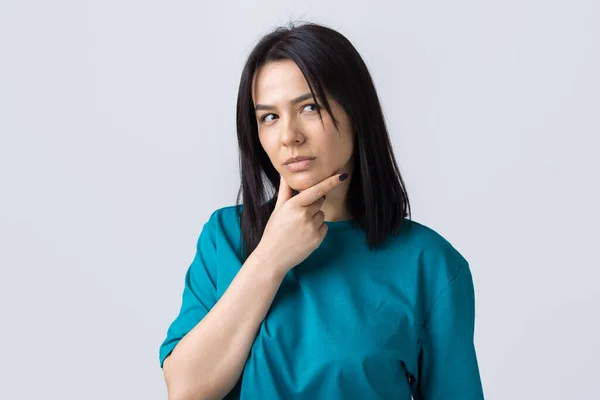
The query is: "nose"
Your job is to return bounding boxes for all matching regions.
[279,115,305,146]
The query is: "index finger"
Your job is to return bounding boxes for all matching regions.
[294,173,349,207]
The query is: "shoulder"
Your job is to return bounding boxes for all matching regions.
[390,219,477,327]
[198,204,244,256]
[392,218,470,282]
[395,218,468,264]
[205,204,243,229]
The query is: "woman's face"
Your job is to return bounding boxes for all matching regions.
[251,59,355,191]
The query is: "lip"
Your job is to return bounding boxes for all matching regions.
[285,158,315,172]
[284,155,315,165]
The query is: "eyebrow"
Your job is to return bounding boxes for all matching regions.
[255,93,316,111]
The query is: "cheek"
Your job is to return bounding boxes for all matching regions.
[331,131,354,164]
[323,126,353,153]
[259,135,282,169]
[258,134,274,154]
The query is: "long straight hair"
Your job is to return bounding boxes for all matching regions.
[235,22,411,259]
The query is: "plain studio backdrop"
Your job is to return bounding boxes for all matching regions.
[1,0,598,399]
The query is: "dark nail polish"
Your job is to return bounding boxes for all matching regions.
[339,173,349,182]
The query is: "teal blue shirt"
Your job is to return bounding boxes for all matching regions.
[159,205,484,399]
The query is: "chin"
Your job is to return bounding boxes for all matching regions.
[287,178,313,192]
[286,170,329,191]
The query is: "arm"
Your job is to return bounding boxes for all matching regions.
[158,210,287,400]
[410,263,484,399]
[163,249,285,400]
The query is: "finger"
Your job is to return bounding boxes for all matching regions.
[306,195,326,215]
[313,210,325,226]
[318,221,329,241]
[295,173,349,207]
[274,175,293,211]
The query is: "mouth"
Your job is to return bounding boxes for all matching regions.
[284,155,315,165]
[285,158,315,172]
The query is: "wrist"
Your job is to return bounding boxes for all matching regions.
[250,245,287,281]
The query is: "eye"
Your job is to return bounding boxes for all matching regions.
[260,113,277,123]
[302,103,320,112]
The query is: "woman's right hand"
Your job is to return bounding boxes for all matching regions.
[253,172,349,277]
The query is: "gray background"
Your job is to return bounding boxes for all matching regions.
[1,0,598,399]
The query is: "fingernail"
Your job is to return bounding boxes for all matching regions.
[338,173,349,182]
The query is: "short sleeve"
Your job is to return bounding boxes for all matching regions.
[411,263,484,399]
[158,213,219,368]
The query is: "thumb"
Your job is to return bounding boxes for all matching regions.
[274,175,293,211]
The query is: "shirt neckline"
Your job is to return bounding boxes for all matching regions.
[324,218,357,231]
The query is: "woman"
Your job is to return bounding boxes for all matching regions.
[159,22,484,400]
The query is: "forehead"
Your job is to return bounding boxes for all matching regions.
[252,59,311,103]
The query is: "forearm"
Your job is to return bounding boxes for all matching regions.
[163,250,285,400]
